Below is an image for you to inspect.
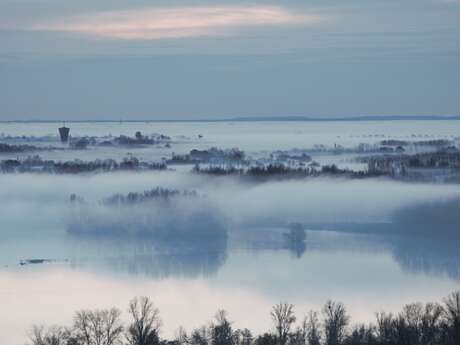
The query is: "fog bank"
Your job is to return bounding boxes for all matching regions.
[1,172,459,238]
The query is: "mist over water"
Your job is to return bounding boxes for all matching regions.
[1,121,460,344]
[1,172,459,236]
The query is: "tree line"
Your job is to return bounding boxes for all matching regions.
[0,155,166,174]
[192,163,382,180]
[27,291,460,345]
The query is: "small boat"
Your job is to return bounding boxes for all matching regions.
[19,259,52,266]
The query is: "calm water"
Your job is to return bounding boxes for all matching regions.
[1,230,459,344]
[1,121,460,344]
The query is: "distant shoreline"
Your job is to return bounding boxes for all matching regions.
[1,115,460,123]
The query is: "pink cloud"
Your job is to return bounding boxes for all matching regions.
[32,6,321,40]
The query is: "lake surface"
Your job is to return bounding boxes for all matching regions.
[2,229,460,344]
[1,120,460,344]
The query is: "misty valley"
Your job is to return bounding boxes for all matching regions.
[1,120,460,345]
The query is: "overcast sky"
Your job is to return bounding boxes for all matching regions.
[0,0,459,120]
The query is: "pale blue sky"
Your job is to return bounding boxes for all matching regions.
[0,0,459,120]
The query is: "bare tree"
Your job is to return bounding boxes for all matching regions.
[287,327,305,345]
[126,297,162,345]
[74,308,123,345]
[211,309,233,345]
[27,325,73,345]
[271,303,296,345]
[375,312,396,345]
[398,302,424,345]
[304,311,321,345]
[421,303,444,345]
[176,326,189,345]
[190,326,210,345]
[239,328,253,345]
[322,301,349,345]
[443,290,460,345]
[254,333,277,345]
[343,324,376,345]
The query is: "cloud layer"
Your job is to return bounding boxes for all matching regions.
[32,5,315,40]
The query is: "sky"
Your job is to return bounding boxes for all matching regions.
[0,0,459,121]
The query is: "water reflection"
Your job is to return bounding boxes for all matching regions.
[3,226,460,283]
[233,226,460,281]
[307,230,460,281]
[67,235,228,278]
[388,234,460,281]
[2,229,460,345]
[286,241,307,259]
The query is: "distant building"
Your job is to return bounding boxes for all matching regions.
[59,125,70,143]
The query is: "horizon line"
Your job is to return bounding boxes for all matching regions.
[1,115,460,123]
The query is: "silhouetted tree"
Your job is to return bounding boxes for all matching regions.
[322,301,349,345]
[443,290,460,345]
[304,311,321,345]
[255,333,277,345]
[271,303,296,345]
[420,303,444,345]
[288,327,305,345]
[190,326,210,345]
[383,302,444,345]
[397,303,424,345]
[160,341,179,345]
[22,290,460,345]
[74,308,123,345]
[27,325,75,345]
[343,324,377,345]
[239,329,253,345]
[175,326,189,345]
[375,312,397,345]
[126,296,162,345]
[211,310,234,345]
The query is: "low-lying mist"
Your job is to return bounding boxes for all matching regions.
[68,187,227,240]
[1,172,459,238]
[211,178,460,226]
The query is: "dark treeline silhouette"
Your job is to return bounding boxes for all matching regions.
[102,188,199,206]
[0,134,57,143]
[0,155,167,174]
[269,151,312,164]
[27,291,460,345]
[366,151,460,178]
[1,132,171,148]
[379,139,453,148]
[113,132,171,146]
[167,148,246,165]
[0,142,63,153]
[193,164,381,180]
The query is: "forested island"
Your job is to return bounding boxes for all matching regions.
[68,187,227,240]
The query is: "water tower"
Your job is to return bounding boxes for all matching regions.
[59,123,70,143]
